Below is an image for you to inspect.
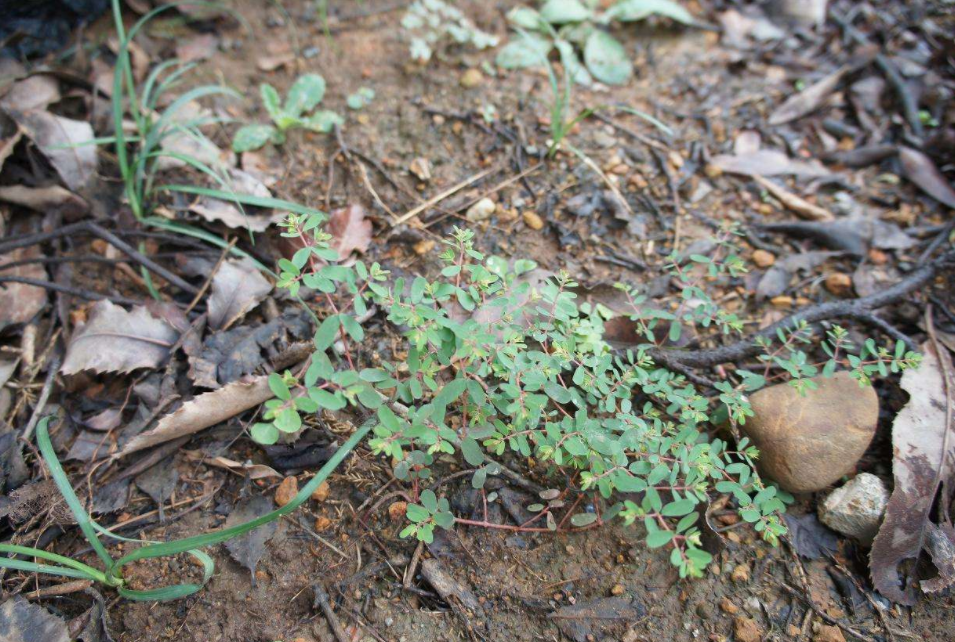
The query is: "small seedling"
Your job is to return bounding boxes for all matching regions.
[347,87,375,110]
[401,0,499,62]
[232,74,343,152]
[498,0,695,85]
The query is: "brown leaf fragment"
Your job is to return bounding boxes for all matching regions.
[899,147,955,209]
[0,596,70,642]
[207,258,272,330]
[0,246,48,329]
[224,495,278,581]
[870,334,955,604]
[327,203,373,258]
[0,74,60,112]
[188,169,281,231]
[753,175,833,220]
[8,110,97,191]
[117,375,272,456]
[61,301,179,375]
[0,185,89,218]
[175,34,219,62]
[710,149,830,178]
[769,65,849,126]
[921,523,955,594]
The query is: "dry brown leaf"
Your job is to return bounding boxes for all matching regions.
[0,74,60,112]
[0,185,89,218]
[175,34,220,63]
[0,246,48,329]
[327,203,373,258]
[189,169,281,231]
[899,147,955,209]
[208,257,272,330]
[118,375,273,456]
[0,113,22,174]
[61,301,179,375]
[768,65,849,126]
[710,149,830,178]
[753,175,833,220]
[8,110,97,191]
[871,332,955,604]
[184,451,281,479]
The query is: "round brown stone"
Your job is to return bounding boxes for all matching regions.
[739,371,878,493]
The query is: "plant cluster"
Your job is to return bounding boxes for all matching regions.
[401,0,500,62]
[232,74,342,153]
[255,218,919,578]
[498,0,695,85]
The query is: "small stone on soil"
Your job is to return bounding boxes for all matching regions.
[734,616,763,642]
[466,197,495,222]
[310,481,330,503]
[824,273,853,297]
[752,249,776,268]
[275,476,298,507]
[523,211,545,230]
[720,598,739,614]
[813,624,847,642]
[314,516,333,531]
[460,68,483,88]
[388,501,408,521]
[413,240,435,255]
[738,371,878,493]
[611,584,625,596]
[731,563,751,583]
[818,472,888,545]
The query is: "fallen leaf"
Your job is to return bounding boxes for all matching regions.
[761,217,914,255]
[175,34,219,62]
[753,175,833,220]
[0,185,89,218]
[0,246,48,329]
[224,495,278,580]
[84,408,123,432]
[66,430,114,462]
[769,65,849,125]
[755,250,837,299]
[327,203,373,258]
[135,459,179,512]
[899,147,955,209]
[710,149,830,178]
[0,596,70,642]
[0,74,60,112]
[157,99,234,172]
[871,332,955,605]
[61,301,179,375]
[207,258,272,330]
[256,52,296,71]
[784,513,840,560]
[185,452,281,479]
[118,375,273,456]
[8,110,97,191]
[551,596,647,642]
[922,523,955,594]
[92,477,131,514]
[188,169,282,232]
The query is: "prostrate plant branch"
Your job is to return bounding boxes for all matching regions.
[652,250,952,371]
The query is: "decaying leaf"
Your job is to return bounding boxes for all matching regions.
[710,149,830,178]
[0,246,48,329]
[224,495,278,580]
[185,452,281,479]
[922,523,955,594]
[327,203,373,258]
[8,109,97,191]
[118,375,273,456]
[61,301,179,375]
[175,34,220,63]
[188,169,282,232]
[0,596,70,642]
[752,175,833,220]
[899,147,955,209]
[769,65,849,125]
[784,513,840,560]
[871,334,955,604]
[135,458,179,511]
[551,596,647,642]
[207,258,272,330]
[0,185,90,218]
[0,74,60,112]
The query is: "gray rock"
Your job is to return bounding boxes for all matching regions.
[818,473,889,545]
[465,197,495,222]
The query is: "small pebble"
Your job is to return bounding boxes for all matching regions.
[460,68,483,88]
[275,476,298,507]
[466,197,496,222]
[610,584,625,596]
[734,616,762,642]
[523,211,545,230]
[413,240,436,255]
[752,249,776,268]
[731,563,750,583]
[825,273,853,297]
[388,501,408,521]
[720,598,739,614]
[813,624,847,642]
[314,516,333,532]
[311,481,330,503]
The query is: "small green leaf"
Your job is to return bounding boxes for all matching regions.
[646,530,674,548]
[661,499,696,517]
[584,30,632,85]
[268,373,291,400]
[496,33,553,70]
[570,512,598,527]
[461,437,485,466]
[251,422,279,445]
[604,0,695,25]
[540,0,592,24]
[284,74,326,118]
[309,388,346,410]
[232,124,275,152]
[420,490,438,512]
[260,84,281,120]
[302,110,344,133]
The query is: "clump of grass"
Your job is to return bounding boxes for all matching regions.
[0,417,368,600]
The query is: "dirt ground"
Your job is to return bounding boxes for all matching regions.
[2,0,955,640]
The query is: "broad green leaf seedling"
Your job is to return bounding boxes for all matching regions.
[233,74,343,152]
